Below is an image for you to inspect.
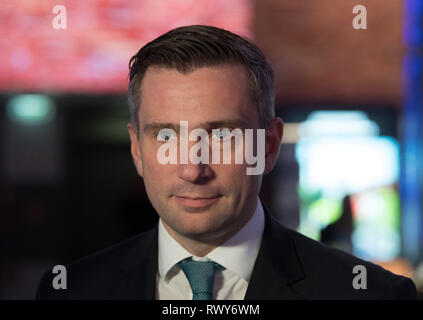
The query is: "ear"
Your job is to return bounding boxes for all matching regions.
[264,117,283,175]
[128,123,144,177]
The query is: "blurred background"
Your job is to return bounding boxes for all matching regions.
[0,0,422,299]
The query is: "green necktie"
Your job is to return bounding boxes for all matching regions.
[178,257,220,300]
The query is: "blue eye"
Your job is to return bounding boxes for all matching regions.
[157,129,176,141]
[212,128,231,141]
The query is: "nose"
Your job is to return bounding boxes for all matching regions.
[177,162,214,184]
[177,134,215,184]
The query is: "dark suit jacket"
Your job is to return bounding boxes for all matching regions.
[36,207,417,300]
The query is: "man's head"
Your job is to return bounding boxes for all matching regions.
[127,25,283,252]
[128,25,275,134]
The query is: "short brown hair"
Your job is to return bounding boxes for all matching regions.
[128,25,275,134]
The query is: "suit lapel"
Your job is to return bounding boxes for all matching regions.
[113,226,158,299]
[245,205,306,300]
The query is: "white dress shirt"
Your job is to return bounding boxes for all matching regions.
[156,198,265,300]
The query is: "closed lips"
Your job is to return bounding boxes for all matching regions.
[174,195,221,207]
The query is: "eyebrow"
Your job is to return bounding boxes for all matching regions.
[142,122,180,134]
[142,119,250,134]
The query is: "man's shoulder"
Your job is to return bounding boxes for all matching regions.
[287,226,382,272]
[281,225,417,299]
[70,227,157,270]
[36,227,158,299]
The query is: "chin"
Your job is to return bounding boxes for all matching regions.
[171,213,229,238]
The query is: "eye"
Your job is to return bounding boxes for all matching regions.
[212,128,231,141]
[157,129,176,141]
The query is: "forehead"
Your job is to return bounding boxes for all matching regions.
[138,65,259,128]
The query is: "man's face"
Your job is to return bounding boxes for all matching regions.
[128,65,279,244]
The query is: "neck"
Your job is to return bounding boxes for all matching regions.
[164,230,219,257]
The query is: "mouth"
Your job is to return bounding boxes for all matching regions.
[173,195,221,208]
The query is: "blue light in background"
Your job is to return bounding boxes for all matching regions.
[401,0,423,265]
[295,111,401,261]
[403,0,423,47]
[6,94,56,125]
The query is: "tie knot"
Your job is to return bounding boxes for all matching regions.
[178,258,221,300]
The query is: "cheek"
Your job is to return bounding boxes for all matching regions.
[216,164,259,191]
[145,166,168,182]
[141,150,166,185]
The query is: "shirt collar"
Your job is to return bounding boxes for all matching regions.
[158,218,192,281]
[158,197,265,282]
